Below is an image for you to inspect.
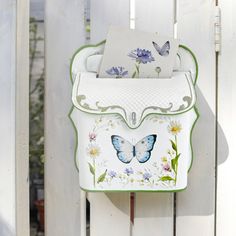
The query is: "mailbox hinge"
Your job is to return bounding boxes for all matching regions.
[215,6,221,52]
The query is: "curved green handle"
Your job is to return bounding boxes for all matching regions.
[179,44,198,85]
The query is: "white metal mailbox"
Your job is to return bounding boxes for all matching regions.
[70,41,199,192]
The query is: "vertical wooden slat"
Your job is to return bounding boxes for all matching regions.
[217,0,236,235]
[0,1,17,235]
[133,194,174,236]
[90,193,130,236]
[90,0,130,43]
[16,0,30,235]
[88,1,131,235]
[133,1,175,235]
[80,191,87,236]
[135,0,175,36]
[45,0,86,235]
[176,1,216,235]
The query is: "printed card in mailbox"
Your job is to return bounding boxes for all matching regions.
[99,26,179,78]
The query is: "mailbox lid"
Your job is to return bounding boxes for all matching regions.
[72,71,196,129]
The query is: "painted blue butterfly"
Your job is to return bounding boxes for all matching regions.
[152,41,170,56]
[111,135,157,164]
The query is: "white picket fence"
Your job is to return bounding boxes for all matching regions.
[1,0,236,235]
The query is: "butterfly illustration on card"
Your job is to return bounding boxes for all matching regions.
[152,41,170,56]
[111,135,157,164]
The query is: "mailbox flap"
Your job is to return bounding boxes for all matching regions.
[72,72,196,129]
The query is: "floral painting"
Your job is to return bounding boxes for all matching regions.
[128,48,155,78]
[106,66,128,78]
[86,116,121,187]
[159,121,182,184]
[85,116,185,189]
[98,27,179,78]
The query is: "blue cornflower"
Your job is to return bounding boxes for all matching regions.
[143,172,152,181]
[108,170,117,178]
[124,167,134,176]
[106,66,128,78]
[128,48,155,64]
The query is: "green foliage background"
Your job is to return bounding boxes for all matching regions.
[29,18,44,178]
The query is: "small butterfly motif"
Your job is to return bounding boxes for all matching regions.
[111,135,157,164]
[152,41,170,56]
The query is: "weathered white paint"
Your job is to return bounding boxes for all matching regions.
[133,194,174,236]
[135,0,175,36]
[133,1,175,235]
[0,1,29,235]
[217,1,236,235]
[89,1,131,235]
[90,0,130,43]
[45,0,86,235]
[90,193,130,236]
[0,1,16,235]
[80,191,87,236]
[176,1,216,235]
[16,0,30,235]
